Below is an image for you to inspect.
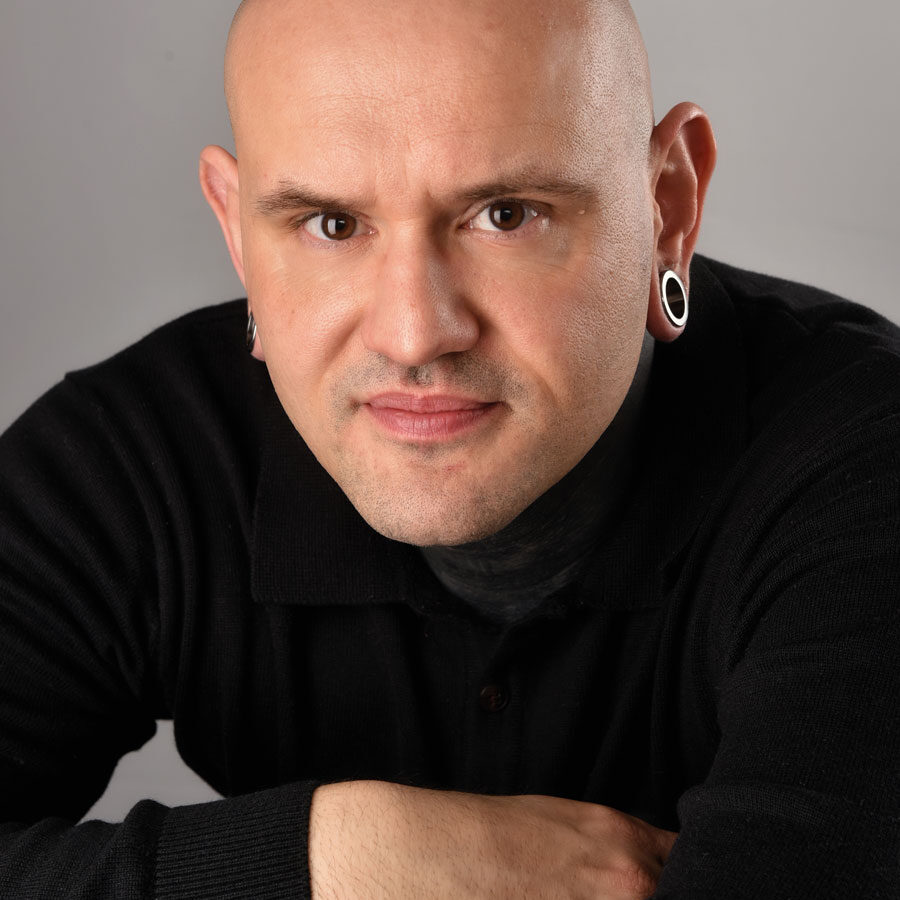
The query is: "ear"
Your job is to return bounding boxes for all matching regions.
[199,146,265,361]
[199,145,246,288]
[646,102,717,342]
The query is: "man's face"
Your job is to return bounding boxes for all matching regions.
[228,0,656,546]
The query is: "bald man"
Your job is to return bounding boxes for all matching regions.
[0,1,897,897]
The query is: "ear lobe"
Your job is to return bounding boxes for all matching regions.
[199,145,246,286]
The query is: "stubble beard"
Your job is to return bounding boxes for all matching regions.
[322,350,567,547]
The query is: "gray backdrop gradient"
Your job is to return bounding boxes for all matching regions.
[1,2,897,821]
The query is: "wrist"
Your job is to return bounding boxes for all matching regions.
[309,781,486,900]
[308,780,414,900]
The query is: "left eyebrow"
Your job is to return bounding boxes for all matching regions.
[252,173,599,217]
[452,175,599,207]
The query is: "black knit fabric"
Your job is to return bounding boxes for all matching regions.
[0,256,897,898]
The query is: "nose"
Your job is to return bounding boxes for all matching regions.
[360,231,480,367]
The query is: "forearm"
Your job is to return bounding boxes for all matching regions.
[309,781,482,900]
[309,780,675,900]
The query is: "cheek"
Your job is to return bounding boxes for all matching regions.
[562,219,652,363]
[245,229,352,336]
[479,248,647,409]
[242,234,367,426]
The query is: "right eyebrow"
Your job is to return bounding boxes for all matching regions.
[253,182,365,217]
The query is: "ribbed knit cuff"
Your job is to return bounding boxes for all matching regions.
[154,780,319,900]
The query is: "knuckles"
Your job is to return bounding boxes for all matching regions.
[605,858,661,899]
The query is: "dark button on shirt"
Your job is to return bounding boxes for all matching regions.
[479,683,509,713]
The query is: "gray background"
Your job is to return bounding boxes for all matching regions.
[1,2,898,821]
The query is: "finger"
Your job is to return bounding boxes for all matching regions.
[652,828,679,863]
[619,812,679,863]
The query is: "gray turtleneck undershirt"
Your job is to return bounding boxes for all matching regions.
[421,333,655,624]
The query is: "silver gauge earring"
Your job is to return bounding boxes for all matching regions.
[245,312,258,353]
[660,270,688,328]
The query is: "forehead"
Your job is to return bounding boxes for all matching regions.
[229,0,639,194]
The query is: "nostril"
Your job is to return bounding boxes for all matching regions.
[360,286,480,369]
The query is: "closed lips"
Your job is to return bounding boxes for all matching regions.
[365,394,495,413]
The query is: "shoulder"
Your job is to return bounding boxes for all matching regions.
[0,299,275,520]
[691,256,899,451]
[695,256,900,408]
[698,255,896,339]
[691,255,899,505]
[67,299,250,390]
[57,299,272,440]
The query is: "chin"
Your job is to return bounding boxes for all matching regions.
[328,440,559,548]
[351,490,521,548]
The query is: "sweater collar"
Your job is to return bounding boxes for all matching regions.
[249,255,747,614]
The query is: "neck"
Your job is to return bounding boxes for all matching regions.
[421,334,655,621]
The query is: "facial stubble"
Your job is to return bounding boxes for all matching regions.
[322,351,604,547]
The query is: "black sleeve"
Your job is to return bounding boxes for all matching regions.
[654,389,900,896]
[0,378,316,898]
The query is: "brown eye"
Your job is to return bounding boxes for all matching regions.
[303,211,360,241]
[488,202,526,231]
[321,212,357,240]
[468,200,539,234]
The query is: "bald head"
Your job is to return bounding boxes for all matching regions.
[224,0,654,157]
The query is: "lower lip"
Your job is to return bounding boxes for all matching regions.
[364,403,500,442]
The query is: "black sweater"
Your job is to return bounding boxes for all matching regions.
[0,257,897,898]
